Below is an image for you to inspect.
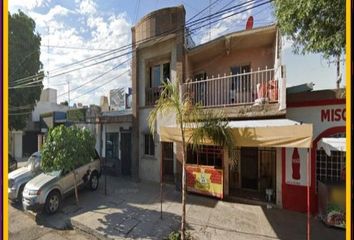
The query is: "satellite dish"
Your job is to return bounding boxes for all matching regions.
[246,16,254,30]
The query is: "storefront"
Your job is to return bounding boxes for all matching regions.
[229,147,277,203]
[284,90,346,217]
[160,119,313,205]
[99,110,133,176]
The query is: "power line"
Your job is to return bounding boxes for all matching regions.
[10,50,132,89]
[57,58,131,98]
[9,111,32,116]
[187,0,220,22]
[9,1,274,109]
[10,0,271,87]
[41,44,116,51]
[187,0,272,34]
[70,69,130,101]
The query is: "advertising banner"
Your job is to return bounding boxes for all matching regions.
[285,148,310,186]
[186,165,223,199]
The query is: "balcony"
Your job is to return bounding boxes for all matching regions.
[145,87,163,106]
[183,68,283,108]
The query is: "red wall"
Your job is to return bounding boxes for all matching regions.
[282,99,346,214]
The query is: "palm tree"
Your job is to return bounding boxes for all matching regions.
[148,80,235,240]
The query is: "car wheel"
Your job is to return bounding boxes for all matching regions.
[17,185,25,202]
[45,191,61,214]
[89,172,99,191]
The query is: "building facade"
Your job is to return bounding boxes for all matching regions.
[130,5,297,208]
[283,89,346,214]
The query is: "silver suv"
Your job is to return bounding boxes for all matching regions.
[8,152,41,202]
[22,151,101,214]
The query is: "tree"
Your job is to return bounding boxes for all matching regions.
[274,0,345,89]
[9,10,44,130]
[274,0,345,58]
[40,125,96,204]
[148,80,235,240]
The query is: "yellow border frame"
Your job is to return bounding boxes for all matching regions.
[3,0,9,240]
[345,0,351,239]
[2,1,352,240]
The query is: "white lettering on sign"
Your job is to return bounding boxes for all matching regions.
[321,108,346,122]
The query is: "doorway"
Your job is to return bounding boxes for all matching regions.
[162,142,174,183]
[241,147,258,190]
[120,132,132,176]
[229,147,276,202]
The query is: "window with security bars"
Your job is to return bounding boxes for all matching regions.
[316,148,346,191]
[187,145,223,168]
[144,134,155,156]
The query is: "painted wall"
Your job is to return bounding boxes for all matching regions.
[11,131,23,160]
[283,100,346,213]
[136,38,179,182]
[187,46,275,80]
[137,38,177,107]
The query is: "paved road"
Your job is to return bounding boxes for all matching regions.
[9,203,96,240]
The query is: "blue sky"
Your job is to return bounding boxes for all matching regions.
[9,0,345,106]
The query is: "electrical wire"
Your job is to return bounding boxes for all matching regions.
[57,57,131,98]
[9,0,272,90]
[69,69,130,101]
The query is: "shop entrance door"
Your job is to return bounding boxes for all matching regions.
[120,132,132,176]
[162,142,174,183]
[241,147,258,190]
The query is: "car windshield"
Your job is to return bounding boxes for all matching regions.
[26,154,40,171]
[46,170,61,177]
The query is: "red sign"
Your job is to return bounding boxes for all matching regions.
[292,148,301,180]
[186,165,223,199]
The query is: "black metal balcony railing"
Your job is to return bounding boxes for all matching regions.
[145,87,163,106]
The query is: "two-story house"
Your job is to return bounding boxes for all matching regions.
[130,6,312,210]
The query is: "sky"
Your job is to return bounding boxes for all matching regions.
[9,0,345,106]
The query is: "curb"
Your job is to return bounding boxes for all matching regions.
[23,208,73,230]
[70,218,114,240]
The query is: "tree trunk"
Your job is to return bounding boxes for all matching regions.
[180,129,187,240]
[336,54,341,90]
[73,170,79,204]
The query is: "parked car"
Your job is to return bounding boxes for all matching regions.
[8,152,41,202]
[9,154,17,172]
[22,151,101,214]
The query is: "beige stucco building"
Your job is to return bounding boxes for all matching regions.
[130,5,290,206]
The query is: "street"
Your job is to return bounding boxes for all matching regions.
[9,203,96,240]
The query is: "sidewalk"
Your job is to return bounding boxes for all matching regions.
[40,176,344,240]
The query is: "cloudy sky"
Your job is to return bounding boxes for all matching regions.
[9,0,344,106]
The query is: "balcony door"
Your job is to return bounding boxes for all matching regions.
[146,62,170,106]
[193,72,207,105]
[230,65,251,104]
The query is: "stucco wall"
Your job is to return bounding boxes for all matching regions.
[187,46,275,80]
[137,39,178,107]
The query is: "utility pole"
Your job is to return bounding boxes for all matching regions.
[47,25,50,87]
[67,80,70,105]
